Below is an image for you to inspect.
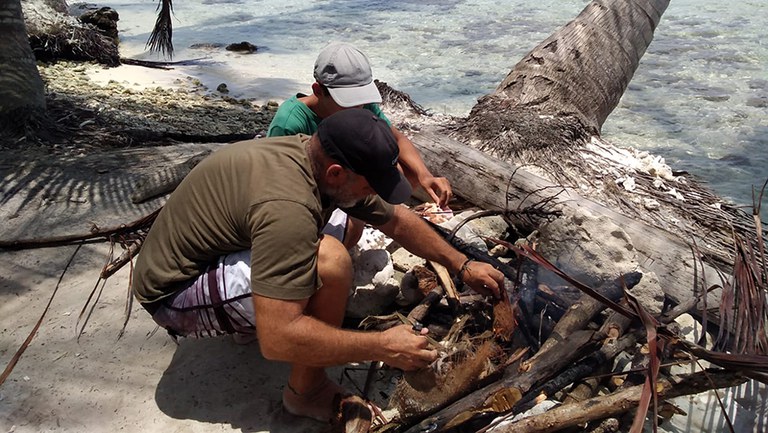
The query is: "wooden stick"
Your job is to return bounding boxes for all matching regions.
[429,260,459,300]
[485,370,746,433]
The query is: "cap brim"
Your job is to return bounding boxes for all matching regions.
[368,168,412,205]
[327,81,382,108]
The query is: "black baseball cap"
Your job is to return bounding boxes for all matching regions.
[317,109,412,204]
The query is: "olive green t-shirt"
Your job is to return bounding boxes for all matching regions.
[132,135,394,304]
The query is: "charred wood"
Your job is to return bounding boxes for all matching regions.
[512,334,638,415]
[534,272,641,357]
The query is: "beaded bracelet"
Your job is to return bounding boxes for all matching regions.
[457,258,474,282]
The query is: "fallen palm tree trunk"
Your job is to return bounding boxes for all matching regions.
[130,150,213,203]
[410,128,724,313]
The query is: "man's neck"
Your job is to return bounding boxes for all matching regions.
[306,139,323,185]
[299,93,336,119]
[306,139,334,208]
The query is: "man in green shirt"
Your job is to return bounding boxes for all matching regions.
[133,109,504,423]
[268,42,452,248]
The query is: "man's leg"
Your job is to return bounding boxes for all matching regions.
[322,209,365,250]
[343,217,365,250]
[283,235,352,421]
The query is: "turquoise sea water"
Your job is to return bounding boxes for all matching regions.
[101,0,767,206]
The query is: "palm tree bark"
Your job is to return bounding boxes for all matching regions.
[454,0,669,161]
[493,0,668,133]
[0,0,46,136]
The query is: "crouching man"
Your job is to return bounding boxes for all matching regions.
[131,108,504,422]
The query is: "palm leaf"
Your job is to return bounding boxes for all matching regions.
[715,180,768,355]
[146,0,175,57]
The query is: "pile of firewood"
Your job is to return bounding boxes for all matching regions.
[352,217,767,433]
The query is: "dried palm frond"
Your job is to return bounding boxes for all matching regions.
[147,0,175,57]
[0,244,83,387]
[715,180,768,355]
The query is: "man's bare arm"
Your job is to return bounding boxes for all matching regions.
[376,205,504,298]
[391,126,452,207]
[252,294,436,370]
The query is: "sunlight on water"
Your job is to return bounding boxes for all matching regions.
[101,0,766,206]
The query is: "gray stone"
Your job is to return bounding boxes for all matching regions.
[345,247,400,319]
[391,246,426,272]
[746,96,768,108]
[396,270,423,307]
[226,41,258,53]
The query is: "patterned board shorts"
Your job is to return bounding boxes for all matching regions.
[145,210,348,338]
[149,250,256,338]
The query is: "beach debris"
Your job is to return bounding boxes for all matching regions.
[334,394,378,433]
[225,41,258,53]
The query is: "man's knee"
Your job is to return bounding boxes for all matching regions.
[318,235,353,287]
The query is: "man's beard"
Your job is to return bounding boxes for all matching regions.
[326,187,362,208]
[325,181,366,208]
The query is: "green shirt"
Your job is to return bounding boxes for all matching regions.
[267,95,391,137]
[132,135,394,303]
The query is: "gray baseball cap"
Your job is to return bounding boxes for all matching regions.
[313,42,383,108]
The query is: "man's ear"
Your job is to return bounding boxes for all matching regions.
[311,82,324,97]
[324,163,347,186]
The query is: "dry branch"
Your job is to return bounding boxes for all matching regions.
[485,370,746,433]
[0,208,160,250]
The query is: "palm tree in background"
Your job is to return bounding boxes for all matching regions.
[0,0,47,139]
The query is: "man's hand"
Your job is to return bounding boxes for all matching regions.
[420,175,452,209]
[378,325,438,371]
[459,260,505,299]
